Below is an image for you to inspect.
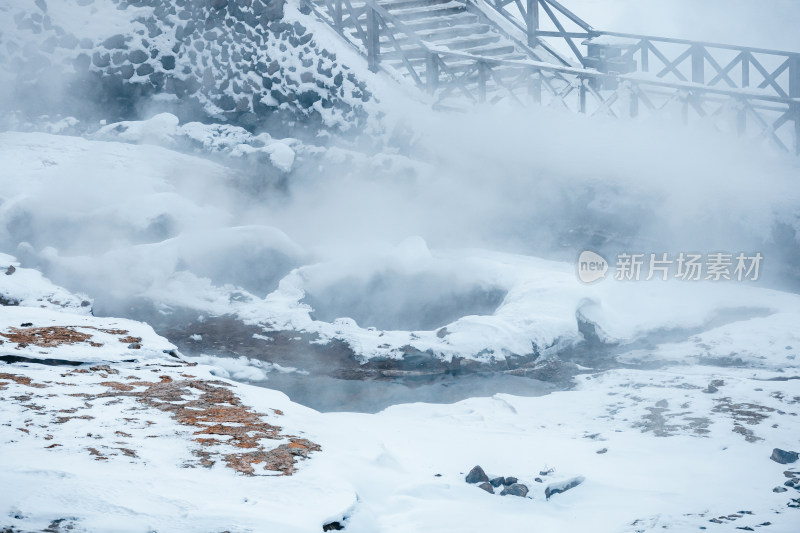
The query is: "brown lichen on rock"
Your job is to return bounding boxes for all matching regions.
[0,326,96,348]
[94,377,319,475]
[100,381,135,392]
[87,447,107,460]
[0,372,46,388]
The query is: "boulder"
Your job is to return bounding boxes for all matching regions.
[465,465,488,484]
[545,476,585,499]
[771,448,799,464]
[478,482,494,494]
[500,483,528,497]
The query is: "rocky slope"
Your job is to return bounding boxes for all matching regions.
[0,0,377,136]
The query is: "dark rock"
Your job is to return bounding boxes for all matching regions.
[545,476,585,499]
[20,323,33,327]
[0,295,19,306]
[92,52,110,68]
[465,465,489,484]
[534,477,543,483]
[489,477,504,488]
[211,0,229,9]
[478,482,494,494]
[500,483,529,497]
[298,90,321,108]
[136,63,154,76]
[262,0,284,21]
[322,522,343,531]
[5,265,15,275]
[773,486,788,493]
[128,49,148,64]
[81,301,91,307]
[216,94,236,111]
[504,476,518,485]
[596,448,608,454]
[103,34,127,49]
[160,55,175,70]
[120,64,135,79]
[128,343,141,350]
[771,448,799,464]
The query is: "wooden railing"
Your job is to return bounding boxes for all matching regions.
[304,0,800,154]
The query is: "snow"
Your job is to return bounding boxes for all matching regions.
[0,127,798,531]
[1,0,799,525]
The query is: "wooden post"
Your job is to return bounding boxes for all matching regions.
[526,0,539,47]
[736,99,746,136]
[691,45,704,84]
[334,0,343,32]
[478,62,487,103]
[426,52,439,95]
[741,52,749,88]
[528,69,541,104]
[628,83,638,118]
[366,6,380,73]
[790,55,800,155]
[640,41,648,73]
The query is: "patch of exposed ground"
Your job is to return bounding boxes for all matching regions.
[712,398,776,443]
[1,363,319,476]
[0,326,100,348]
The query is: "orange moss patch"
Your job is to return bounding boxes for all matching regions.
[0,326,97,348]
[95,377,320,475]
[0,372,46,388]
[87,447,107,460]
[54,415,94,424]
[100,381,135,392]
[119,336,142,344]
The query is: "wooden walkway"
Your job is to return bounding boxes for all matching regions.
[305,0,800,154]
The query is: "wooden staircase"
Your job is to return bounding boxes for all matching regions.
[304,0,800,153]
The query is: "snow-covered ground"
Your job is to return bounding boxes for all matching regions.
[2,261,799,532]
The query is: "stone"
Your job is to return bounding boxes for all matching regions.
[773,487,788,493]
[504,477,518,485]
[92,52,110,68]
[297,90,320,108]
[489,477,504,488]
[128,49,148,64]
[102,34,127,50]
[500,483,528,497]
[465,465,488,484]
[545,476,585,499]
[160,55,175,70]
[771,448,799,464]
[478,482,494,494]
[136,63,154,76]
[5,265,15,275]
